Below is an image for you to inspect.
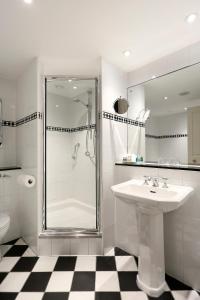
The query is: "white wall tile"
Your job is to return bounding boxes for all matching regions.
[70,238,89,255]
[51,238,70,256]
[88,238,103,255]
[38,238,52,256]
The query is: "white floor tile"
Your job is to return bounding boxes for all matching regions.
[32,256,57,272]
[15,239,26,245]
[95,271,120,291]
[105,248,115,256]
[172,290,200,300]
[69,292,95,300]
[115,256,138,271]
[121,291,149,300]
[22,248,37,257]
[0,245,12,256]
[16,292,44,300]
[0,257,20,272]
[75,256,96,271]
[0,272,30,292]
[46,271,74,292]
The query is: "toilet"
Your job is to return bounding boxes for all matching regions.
[0,213,10,259]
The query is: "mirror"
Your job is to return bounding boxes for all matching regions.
[114,97,129,114]
[127,63,200,167]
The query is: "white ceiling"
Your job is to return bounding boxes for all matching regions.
[1,0,200,79]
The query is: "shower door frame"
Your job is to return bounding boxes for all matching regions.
[42,76,101,237]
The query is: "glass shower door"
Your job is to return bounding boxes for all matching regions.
[45,77,98,231]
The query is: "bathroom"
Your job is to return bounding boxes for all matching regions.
[0,1,200,299]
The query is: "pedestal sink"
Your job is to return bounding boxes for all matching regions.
[111,179,193,297]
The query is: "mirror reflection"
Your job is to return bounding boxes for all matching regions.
[127,63,200,166]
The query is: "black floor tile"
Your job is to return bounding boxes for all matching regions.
[148,291,174,300]
[0,293,18,300]
[11,257,39,272]
[3,239,19,245]
[95,292,121,300]
[43,292,69,300]
[0,272,8,284]
[118,271,140,291]
[54,256,77,271]
[96,256,116,271]
[22,272,52,292]
[134,255,139,267]
[166,275,192,290]
[114,247,130,256]
[71,272,95,291]
[4,245,28,257]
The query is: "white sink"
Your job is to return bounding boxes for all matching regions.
[111,179,193,297]
[111,179,193,213]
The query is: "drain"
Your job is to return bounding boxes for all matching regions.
[150,190,156,193]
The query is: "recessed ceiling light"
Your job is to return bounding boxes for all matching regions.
[184,107,188,111]
[164,96,168,100]
[24,0,33,4]
[123,50,131,57]
[151,75,157,79]
[73,86,77,90]
[185,13,198,24]
[68,79,72,83]
[56,105,59,108]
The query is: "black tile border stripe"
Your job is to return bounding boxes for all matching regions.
[102,111,145,127]
[46,124,96,133]
[146,133,188,139]
[2,112,43,127]
[3,110,144,128]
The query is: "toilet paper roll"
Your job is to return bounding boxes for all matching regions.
[17,174,36,188]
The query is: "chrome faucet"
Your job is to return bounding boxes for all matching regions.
[144,176,151,185]
[144,175,168,188]
[162,177,168,188]
[152,177,159,187]
[144,176,159,187]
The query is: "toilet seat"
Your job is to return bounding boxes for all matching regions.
[0,213,10,230]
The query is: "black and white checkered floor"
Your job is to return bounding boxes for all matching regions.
[0,238,199,300]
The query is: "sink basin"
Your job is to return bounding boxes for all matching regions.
[111,179,193,297]
[111,179,193,213]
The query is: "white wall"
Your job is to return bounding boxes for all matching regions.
[101,59,128,253]
[16,58,40,253]
[146,113,188,163]
[0,170,21,243]
[0,78,21,243]
[0,78,17,167]
[114,40,200,290]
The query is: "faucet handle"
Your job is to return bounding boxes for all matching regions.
[152,177,159,187]
[144,175,151,185]
[162,177,168,188]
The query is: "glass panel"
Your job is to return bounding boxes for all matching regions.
[127,62,200,167]
[45,78,97,230]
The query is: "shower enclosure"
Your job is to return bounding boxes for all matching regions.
[43,77,100,235]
